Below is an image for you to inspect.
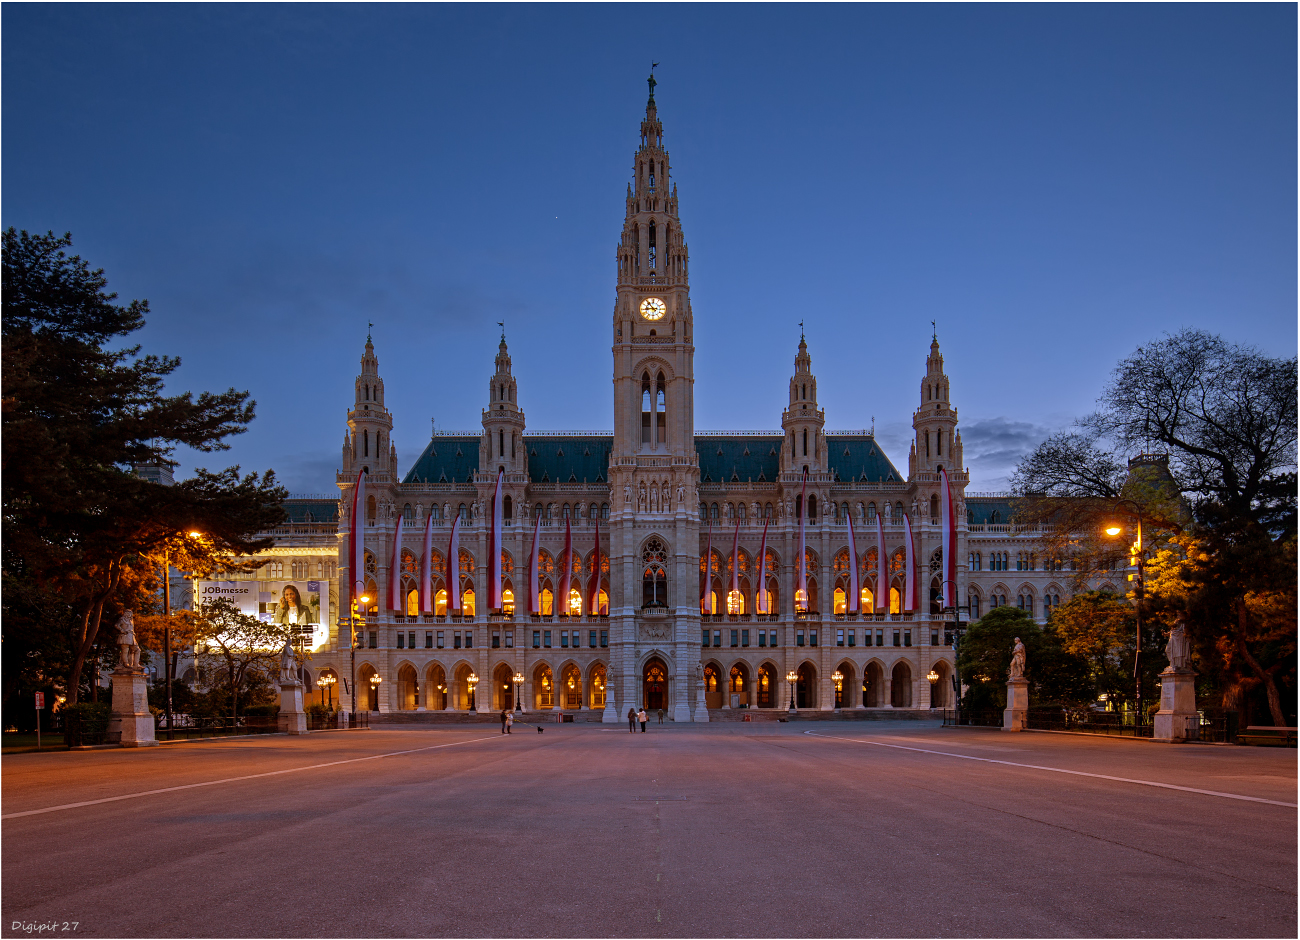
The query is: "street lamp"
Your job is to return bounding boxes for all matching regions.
[350,595,369,723]
[927,668,940,707]
[513,672,525,712]
[368,672,382,712]
[832,670,843,710]
[1103,499,1150,727]
[467,672,479,711]
[940,579,970,725]
[786,670,798,712]
[318,673,336,711]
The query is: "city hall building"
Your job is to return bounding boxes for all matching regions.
[291,81,1107,721]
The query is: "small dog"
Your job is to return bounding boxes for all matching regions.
[537,726,544,733]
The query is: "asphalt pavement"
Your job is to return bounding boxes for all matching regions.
[2,721,1295,938]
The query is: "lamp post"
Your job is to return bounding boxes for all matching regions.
[368,672,382,712]
[940,579,969,725]
[927,668,940,707]
[786,670,798,713]
[1104,499,1151,727]
[350,595,369,722]
[467,672,479,711]
[832,670,843,710]
[513,672,525,712]
[318,673,336,711]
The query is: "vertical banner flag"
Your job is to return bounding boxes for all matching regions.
[558,518,572,615]
[488,469,504,610]
[756,518,769,614]
[419,509,434,613]
[730,516,741,610]
[590,515,602,615]
[529,510,542,614]
[940,468,957,608]
[447,513,462,611]
[387,514,404,610]
[847,513,860,613]
[349,469,367,614]
[701,518,713,614]
[875,510,887,613]
[903,513,918,613]
[796,470,808,609]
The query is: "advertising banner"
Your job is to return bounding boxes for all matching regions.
[197,580,331,651]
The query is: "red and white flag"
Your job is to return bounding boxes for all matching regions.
[940,468,957,608]
[875,510,887,613]
[796,470,808,609]
[558,517,572,615]
[419,508,435,613]
[349,469,367,613]
[902,512,919,613]
[847,513,860,613]
[589,515,602,615]
[756,518,769,614]
[447,513,462,611]
[701,518,712,614]
[528,510,542,615]
[730,515,741,609]
[387,513,404,611]
[488,469,504,610]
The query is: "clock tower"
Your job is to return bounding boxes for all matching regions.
[608,71,702,724]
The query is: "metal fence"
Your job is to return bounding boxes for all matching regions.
[62,712,112,747]
[942,709,1003,728]
[155,715,281,741]
[307,711,370,731]
[1026,707,1153,738]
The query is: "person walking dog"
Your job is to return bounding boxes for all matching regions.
[627,706,637,733]
[500,708,509,734]
[505,710,513,734]
[638,707,647,732]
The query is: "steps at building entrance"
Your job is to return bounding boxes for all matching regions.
[362,708,941,725]
[707,708,941,722]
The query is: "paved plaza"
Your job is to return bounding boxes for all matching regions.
[2,721,1295,938]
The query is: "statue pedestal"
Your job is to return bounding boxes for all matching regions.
[110,668,157,747]
[1003,677,1029,732]
[692,689,709,723]
[1153,667,1198,743]
[278,680,307,734]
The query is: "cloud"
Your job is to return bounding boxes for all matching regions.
[959,416,1059,492]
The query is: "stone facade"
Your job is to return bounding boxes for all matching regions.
[292,82,1098,719]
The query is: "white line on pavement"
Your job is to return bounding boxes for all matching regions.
[2,735,503,820]
[803,731,1297,808]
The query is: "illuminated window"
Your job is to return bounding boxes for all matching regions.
[727,590,744,615]
[435,589,447,616]
[597,590,609,615]
[710,591,720,615]
[406,588,419,617]
[890,587,901,614]
[861,586,873,610]
[502,588,515,616]
[729,666,745,692]
[541,587,554,616]
[795,588,808,612]
[462,588,475,616]
[704,665,719,693]
[568,588,583,616]
[834,587,846,615]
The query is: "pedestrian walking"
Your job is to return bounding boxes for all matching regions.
[638,708,647,732]
[505,710,513,734]
[657,708,664,724]
[500,708,508,734]
[627,706,637,733]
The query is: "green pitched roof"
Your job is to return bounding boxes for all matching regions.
[402,437,482,485]
[523,436,612,484]
[284,499,338,523]
[695,436,783,483]
[966,496,1016,525]
[824,435,904,483]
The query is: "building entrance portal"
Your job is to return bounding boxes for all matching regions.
[643,660,667,711]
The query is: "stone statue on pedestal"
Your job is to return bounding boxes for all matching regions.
[1165,615,1191,670]
[1009,637,1026,679]
[279,639,299,683]
[117,611,141,671]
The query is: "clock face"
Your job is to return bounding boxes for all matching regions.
[639,297,666,321]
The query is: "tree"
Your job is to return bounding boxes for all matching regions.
[193,597,294,721]
[958,607,1091,709]
[1011,329,1297,726]
[2,229,286,707]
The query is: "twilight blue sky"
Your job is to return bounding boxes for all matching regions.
[4,4,1295,493]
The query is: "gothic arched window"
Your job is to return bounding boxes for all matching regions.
[642,538,667,608]
[363,429,369,457]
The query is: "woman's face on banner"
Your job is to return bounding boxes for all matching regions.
[282,585,301,607]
